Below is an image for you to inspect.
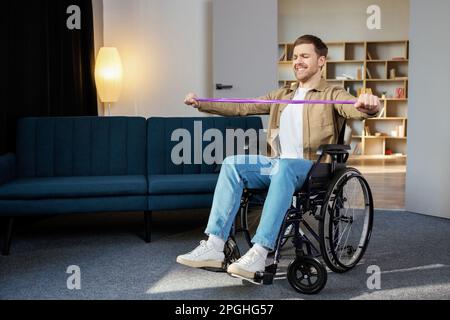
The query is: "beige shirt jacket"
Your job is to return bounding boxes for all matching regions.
[198,79,378,160]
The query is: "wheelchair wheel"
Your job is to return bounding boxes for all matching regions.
[287,256,327,294]
[319,168,373,273]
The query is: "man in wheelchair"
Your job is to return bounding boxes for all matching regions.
[178,35,381,288]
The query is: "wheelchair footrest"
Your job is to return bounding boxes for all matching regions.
[202,263,228,273]
[230,264,277,285]
[253,264,278,285]
[254,271,275,285]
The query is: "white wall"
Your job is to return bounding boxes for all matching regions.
[103,0,213,117]
[92,0,104,56]
[406,0,450,219]
[278,0,410,42]
[101,0,411,117]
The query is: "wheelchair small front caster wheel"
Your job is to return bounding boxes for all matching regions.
[287,256,327,294]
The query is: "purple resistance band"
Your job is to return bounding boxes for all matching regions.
[196,98,356,105]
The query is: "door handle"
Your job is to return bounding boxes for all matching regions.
[216,84,233,90]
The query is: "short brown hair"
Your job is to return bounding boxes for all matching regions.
[293,35,328,58]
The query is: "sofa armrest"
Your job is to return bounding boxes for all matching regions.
[0,153,16,186]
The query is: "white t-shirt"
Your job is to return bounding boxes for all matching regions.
[279,87,310,159]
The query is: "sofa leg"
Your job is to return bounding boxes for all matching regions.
[2,217,14,256]
[144,211,152,243]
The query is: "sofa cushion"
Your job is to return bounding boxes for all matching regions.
[148,174,219,195]
[0,176,147,200]
[16,117,147,178]
[147,117,263,176]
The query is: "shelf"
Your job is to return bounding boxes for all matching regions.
[327,60,365,63]
[367,59,409,62]
[366,79,408,82]
[280,60,367,64]
[350,154,407,160]
[367,40,409,43]
[365,117,407,120]
[353,135,407,139]
[278,40,409,160]
[364,136,407,139]
[327,79,363,82]
[326,79,363,82]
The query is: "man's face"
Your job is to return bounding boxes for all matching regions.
[292,43,326,82]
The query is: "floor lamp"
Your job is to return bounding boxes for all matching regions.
[95,47,123,116]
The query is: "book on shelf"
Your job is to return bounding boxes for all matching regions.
[366,67,373,79]
[278,52,286,61]
[364,126,372,136]
[356,67,363,80]
[367,51,373,60]
[398,125,406,137]
[353,142,362,155]
[395,87,406,99]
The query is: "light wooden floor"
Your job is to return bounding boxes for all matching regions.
[347,158,406,210]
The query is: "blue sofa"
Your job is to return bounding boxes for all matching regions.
[147,117,263,211]
[0,116,263,255]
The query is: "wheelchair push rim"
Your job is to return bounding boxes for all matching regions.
[319,168,374,273]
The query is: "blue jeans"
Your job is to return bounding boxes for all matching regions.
[205,155,313,250]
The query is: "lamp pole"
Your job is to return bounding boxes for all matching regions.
[105,102,112,116]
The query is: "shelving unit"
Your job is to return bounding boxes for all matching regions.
[278,40,409,160]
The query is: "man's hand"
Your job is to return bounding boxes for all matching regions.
[354,93,381,115]
[184,93,200,108]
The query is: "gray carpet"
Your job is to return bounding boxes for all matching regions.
[0,209,449,300]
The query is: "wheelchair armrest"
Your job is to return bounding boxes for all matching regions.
[316,144,350,165]
[316,144,351,155]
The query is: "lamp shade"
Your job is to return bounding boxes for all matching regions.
[95,47,123,103]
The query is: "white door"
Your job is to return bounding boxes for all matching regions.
[213,0,278,98]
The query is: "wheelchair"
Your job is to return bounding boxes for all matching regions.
[220,142,374,295]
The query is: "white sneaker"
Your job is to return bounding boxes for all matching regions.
[227,247,266,280]
[176,240,225,269]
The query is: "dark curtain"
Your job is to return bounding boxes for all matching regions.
[0,0,98,155]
